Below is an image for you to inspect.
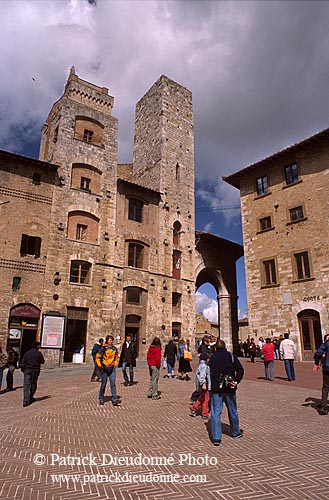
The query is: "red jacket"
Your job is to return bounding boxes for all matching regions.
[262,343,275,361]
[147,346,161,368]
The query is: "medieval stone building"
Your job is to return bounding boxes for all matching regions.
[0,68,242,366]
[224,128,329,360]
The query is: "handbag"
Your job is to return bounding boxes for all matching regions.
[184,349,192,361]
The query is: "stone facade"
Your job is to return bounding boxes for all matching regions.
[224,128,329,360]
[0,68,242,366]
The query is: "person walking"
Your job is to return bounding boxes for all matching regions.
[313,334,329,415]
[280,333,296,381]
[118,334,137,386]
[147,337,161,400]
[262,338,275,381]
[20,341,45,407]
[209,339,244,446]
[0,345,8,391]
[177,338,192,380]
[164,339,177,379]
[6,346,19,391]
[248,338,257,363]
[90,338,104,381]
[96,335,121,406]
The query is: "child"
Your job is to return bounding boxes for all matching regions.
[190,353,211,419]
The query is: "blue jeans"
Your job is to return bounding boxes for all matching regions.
[167,363,175,376]
[264,360,274,380]
[99,368,118,402]
[284,359,295,381]
[210,392,240,441]
[122,361,134,384]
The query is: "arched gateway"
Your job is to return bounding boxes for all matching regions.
[195,231,243,353]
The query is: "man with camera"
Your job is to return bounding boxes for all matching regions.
[209,339,244,446]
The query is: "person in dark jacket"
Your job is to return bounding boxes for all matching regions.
[313,334,329,415]
[118,334,137,386]
[164,340,177,378]
[198,335,211,359]
[20,341,45,407]
[90,338,104,382]
[6,346,19,391]
[209,339,244,445]
[147,337,161,399]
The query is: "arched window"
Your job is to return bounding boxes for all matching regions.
[71,163,102,195]
[67,211,99,244]
[70,260,91,284]
[173,221,182,245]
[74,116,104,147]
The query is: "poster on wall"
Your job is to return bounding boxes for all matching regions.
[41,315,65,349]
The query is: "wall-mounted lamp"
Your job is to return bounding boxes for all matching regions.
[101,279,107,289]
[54,272,61,285]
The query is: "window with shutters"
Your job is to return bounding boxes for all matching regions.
[20,234,41,258]
[172,250,182,279]
[128,198,143,222]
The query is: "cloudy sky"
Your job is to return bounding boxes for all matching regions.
[2,0,329,321]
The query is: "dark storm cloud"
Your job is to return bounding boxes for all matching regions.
[1,0,329,202]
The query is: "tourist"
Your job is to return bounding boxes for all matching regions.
[164,339,177,379]
[280,333,296,381]
[118,334,137,386]
[20,341,45,407]
[147,337,162,400]
[90,338,104,382]
[262,338,275,381]
[178,338,192,381]
[96,335,121,406]
[190,352,211,419]
[313,333,329,415]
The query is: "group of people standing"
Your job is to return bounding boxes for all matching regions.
[91,334,138,406]
[260,333,297,382]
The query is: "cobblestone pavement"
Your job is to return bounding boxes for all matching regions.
[0,359,328,500]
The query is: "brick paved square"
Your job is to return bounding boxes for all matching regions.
[0,360,328,500]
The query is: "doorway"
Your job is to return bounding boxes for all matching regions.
[298,309,322,361]
[125,315,140,356]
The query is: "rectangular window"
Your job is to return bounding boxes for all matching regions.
[83,129,93,143]
[285,163,298,185]
[262,259,277,286]
[172,250,182,280]
[172,292,181,308]
[294,251,311,280]
[256,176,269,196]
[80,177,91,192]
[259,216,272,232]
[126,287,141,304]
[20,234,41,258]
[128,243,143,268]
[32,173,41,185]
[128,198,143,222]
[70,260,91,284]
[12,277,21,291]
[289,205,304,222]
[76,224,87,241]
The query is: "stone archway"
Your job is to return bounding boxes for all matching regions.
[195,231,243,353]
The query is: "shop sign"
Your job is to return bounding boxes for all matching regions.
[10,304,41,318]
[41,315,65,349]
